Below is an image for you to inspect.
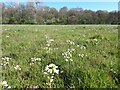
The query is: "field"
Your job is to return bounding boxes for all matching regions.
[0,25,119,88]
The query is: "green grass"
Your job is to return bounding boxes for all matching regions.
[1,25,119,88]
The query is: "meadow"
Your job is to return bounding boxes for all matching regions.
[0,25,119,88]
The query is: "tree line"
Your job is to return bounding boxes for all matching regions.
[1,2,119,25]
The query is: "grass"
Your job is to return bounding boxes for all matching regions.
[0,25,119,88]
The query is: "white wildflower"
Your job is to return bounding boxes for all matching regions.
[8,86,11,88]
[1,81,8,87]
[6,36,9,38]
[65,59,68,61]
[44,63,59,85]
[50,78,54,83]
[44,72,48,75]
[14,65,21,70]
[93,39,98,42]
[70,59,73,61]
[45,63,59,74]
[80,45,86,49]
[62,48,74,62]
[77,45,80,47]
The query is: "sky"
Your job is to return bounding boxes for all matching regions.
[0,0,119,11]
[42,2,118,11]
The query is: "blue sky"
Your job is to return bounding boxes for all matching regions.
[41,2,118,11]
[0,0,118,11]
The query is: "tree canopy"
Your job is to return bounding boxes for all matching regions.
[1,2,119,24]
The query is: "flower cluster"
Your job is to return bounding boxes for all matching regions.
[46,39,54,47]
[110,68,118,74]
[62,48,75,62]
[31,58,41,62]
[14,65,21,71]
[78,54,87,58]
[1,57,12,66]
[44,35,54,53]
[44,64,59,83]
[0,81,11,89]
[45,64,59,74]
[30,57,41,66]
[66,40,75,45]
